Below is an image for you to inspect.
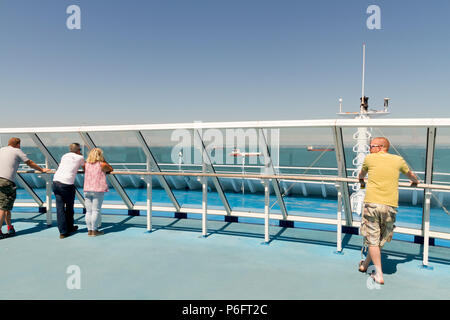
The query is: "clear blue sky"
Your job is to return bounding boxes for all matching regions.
[1,0,449,127]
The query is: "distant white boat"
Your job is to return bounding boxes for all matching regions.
[230,149,261,157]
[307,146,335,152]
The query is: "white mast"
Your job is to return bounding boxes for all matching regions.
[361,43,366,114]
[337,43,390,215]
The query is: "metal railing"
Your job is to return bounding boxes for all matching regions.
[15,169,450,268]
[4,117,450,268]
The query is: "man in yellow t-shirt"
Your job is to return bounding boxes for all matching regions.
[357,137,419,285]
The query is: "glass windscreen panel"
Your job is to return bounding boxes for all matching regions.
[202,127,270,214]
[342,126,427,227]
[85,131,147,206]
[140,129,204,208]
[85,131,180,210]
[431,127,450,233]
[278,127,338,176]
[36,132,87,193]
[140,129,204,172]
[36,132,88,166]
[342,126,427,182]
[86,131,146,171]
[201,127,276,215]
[276,127,338,219]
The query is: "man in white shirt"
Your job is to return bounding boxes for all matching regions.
[52,143,85,239]
[0,137,50,239]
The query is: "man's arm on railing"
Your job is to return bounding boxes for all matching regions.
[25,160,51,173]
[358,169,367,189]
[406,170,420,187]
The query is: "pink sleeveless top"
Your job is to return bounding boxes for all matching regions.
[83,162,109,192]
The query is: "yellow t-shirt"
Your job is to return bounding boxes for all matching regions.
[362,152,410,207]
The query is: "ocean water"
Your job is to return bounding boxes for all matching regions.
[18,145,450,176]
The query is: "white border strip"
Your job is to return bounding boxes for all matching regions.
[2,118,450,133]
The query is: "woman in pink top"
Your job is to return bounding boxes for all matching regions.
[83,148,113,236]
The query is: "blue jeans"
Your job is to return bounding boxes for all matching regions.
[53,181,76,235]
[84,192,104,231]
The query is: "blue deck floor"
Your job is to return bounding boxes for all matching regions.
[1,211,450,300]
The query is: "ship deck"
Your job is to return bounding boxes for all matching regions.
[2,210,450,300]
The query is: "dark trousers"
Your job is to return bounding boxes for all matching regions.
[52,181,76,235]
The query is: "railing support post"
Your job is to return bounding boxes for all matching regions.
[421,189,432,269]
[44,158,52,226]
[202,174,208,238]
[263,179,270,245]
[146,176,153,232]
[334,183,344,254]
[421,127,436,270]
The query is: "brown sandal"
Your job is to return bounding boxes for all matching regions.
[358,260,367,273]
[91,230,104,237]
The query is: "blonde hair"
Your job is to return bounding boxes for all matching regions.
[86,148,105,163]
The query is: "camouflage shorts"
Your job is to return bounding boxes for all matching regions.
[0,178,17,211]
[360,203,397,247]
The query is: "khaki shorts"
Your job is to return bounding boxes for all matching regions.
[360,202,397,247]
[0,178,17,211]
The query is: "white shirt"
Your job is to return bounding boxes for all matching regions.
[53,152,85,185]
[0,146,30,182]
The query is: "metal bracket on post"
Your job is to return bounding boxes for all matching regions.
[334,183,344,255]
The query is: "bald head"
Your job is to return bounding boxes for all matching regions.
[370,137,390,153]
[8,137,21,148]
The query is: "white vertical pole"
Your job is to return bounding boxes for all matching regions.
[202,176,208,237]
[146,177,152,232]
[202,162,208,237]
[264,179,270,244]
[423,190,431,266]
[422,127,435,269]
[45,158,52,226]
[361,43,366,113]
[146,158,152,232]
[336,183,343,253]
[242,156,245,195]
